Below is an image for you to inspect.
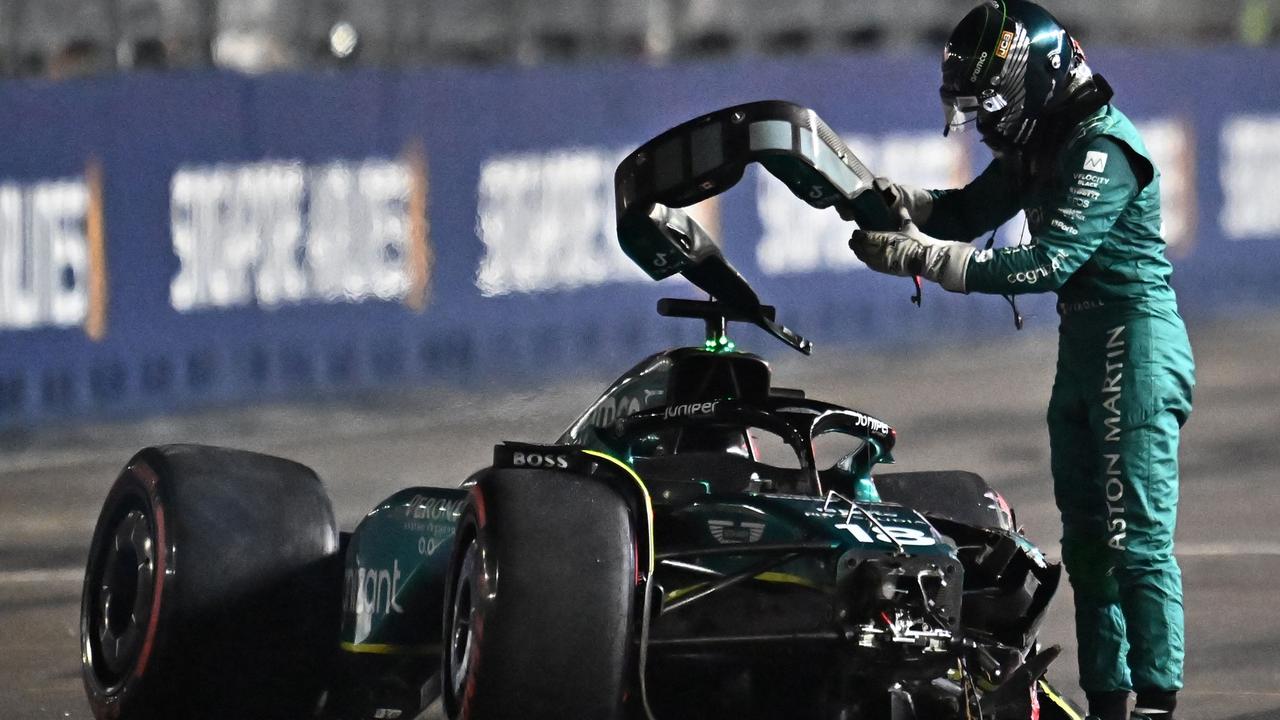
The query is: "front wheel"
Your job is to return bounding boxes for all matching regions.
[441,468,638,720]
[80,444,340,720]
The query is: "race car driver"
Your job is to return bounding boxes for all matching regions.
[845,2,1195,719]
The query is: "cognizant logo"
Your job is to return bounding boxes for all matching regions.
[345,559,405,617]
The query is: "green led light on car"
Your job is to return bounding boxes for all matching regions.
[703,336,736,353]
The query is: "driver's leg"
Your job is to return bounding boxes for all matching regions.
[1100,314,1194,716]
[1050,330,1131,719]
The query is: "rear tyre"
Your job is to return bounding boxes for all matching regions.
[441,469,637,720]
[873,470,1015,530]
[80,444,340,720]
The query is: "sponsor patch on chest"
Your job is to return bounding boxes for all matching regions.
[1083,150,1109,173]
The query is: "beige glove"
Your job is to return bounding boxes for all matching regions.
[848,213,973,293]
[873,177,934,224]
[834,178,935,225]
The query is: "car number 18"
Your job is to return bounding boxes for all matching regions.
[835,522,936,547]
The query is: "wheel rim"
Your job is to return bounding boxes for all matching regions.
[448,541,478,698]
[91,508,156,683]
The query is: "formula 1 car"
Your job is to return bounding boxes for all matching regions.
[80,101,1083,720]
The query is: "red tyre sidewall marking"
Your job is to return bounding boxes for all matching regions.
[469,485,486,527]
[460,486,487,720]
[632,541,641,585]
[460,612,484,720]
[127,462,168,682]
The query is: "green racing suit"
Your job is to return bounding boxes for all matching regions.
[918,104,1195,695]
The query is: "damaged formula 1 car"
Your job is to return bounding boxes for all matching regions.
[80,101,1084,720]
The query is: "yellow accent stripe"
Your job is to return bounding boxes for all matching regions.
[664,582,707,602]
[84,157,108,341]
[403,140,432,312]
[583,450,656,575]
[752,571,819,590]
[1038,679,1083,720]
[340,641,439,656]
[664,571,820,603]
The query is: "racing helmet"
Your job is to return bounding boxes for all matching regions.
[674,423,751,458]
[940,0,1086,151]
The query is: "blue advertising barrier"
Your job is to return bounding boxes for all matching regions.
[1,48,1278,429]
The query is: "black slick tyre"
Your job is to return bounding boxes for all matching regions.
[80,444,340,720]
[874,470,1015,530]
[441,468,638,720]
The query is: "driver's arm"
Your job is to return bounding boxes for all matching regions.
[962,136,1142,295]
[915,159,1023,241]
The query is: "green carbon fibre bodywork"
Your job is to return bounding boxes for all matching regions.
[682,494,952,556]
[340,486,467,655]
[339,473,959,655]
[663,493,956,587]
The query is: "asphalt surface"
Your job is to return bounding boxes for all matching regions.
[2,312,1278,719]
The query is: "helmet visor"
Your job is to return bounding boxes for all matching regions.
[941,88,1010,137]
[941,91,980,136]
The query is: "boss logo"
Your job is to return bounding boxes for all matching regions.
[512,452,570,469]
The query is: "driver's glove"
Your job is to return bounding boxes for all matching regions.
[849,214,973,293]
[872,177,934,224]
[834,178,934,225]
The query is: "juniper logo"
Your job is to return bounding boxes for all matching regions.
[665,401,718,418]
